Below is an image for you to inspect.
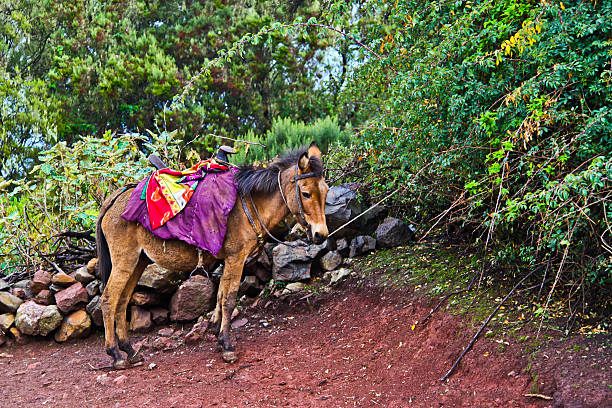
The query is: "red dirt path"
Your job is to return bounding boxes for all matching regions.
[0,277,606,407]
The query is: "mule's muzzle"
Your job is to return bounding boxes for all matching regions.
[313,231,327,245]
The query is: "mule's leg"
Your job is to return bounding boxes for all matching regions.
[209,284,223,335]
[101,252,141,370]
[217,255,247,363]
[116,254,150,364]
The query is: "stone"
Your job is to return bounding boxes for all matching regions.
[335,238,350,257]
[113,374,128,385]
[49,284,63,293]
[130,291,161,307]
[51,272,76,287]
[0,313,15,331]
[0,331,5,346]
[54,310,91,342]
[169,275,216,322]
[138,264,187,294]
[15,301,62,336]
[211,263,224,279]
[325,184,386,239]
[184,319,209,344]
[33,289,54,306]
[0,279,9,292]
[85,280,101,297]
[152,336,182,351]
[271,241,327,282]
[86,296,103,326]
[55,282,89,314]
[320,251,343,271]
[150,307,169,326]
[87,258,98,275]
[157,327,175,337]
[13,281,33,300]
[281,282,305,295]
[30,270,52,294]
[239,276,262,298]
[257,250,272,269]
[349,235,377,258]
[330,268,352,285]
[74,266,95,285]
[273,261,311,282]
[376,217,415,248]
[14,280,31,289]
[96,374,111,385]
[254,266,272,283]
[9,327,26,344]
[0,292,24,313]
[129,305,152,332]
[263,242,277,260]
[10,287,26,299]
[231,317,248,329]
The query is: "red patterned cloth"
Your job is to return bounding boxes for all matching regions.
[145,159,229,229]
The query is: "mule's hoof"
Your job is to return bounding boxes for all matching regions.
[222,350,237,363]
[113,359,128,370]
[128,352,144,365]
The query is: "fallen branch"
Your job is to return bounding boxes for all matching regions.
[223,363,255,381]
[523,393,553,400]
[57,229,95,242]
[87,361,143,371]
[441,268,537,381]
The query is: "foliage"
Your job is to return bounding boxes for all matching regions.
[1,0,610,324]
[0,0,345,176]
[0,131,181,275]
[326,0,612,310]
[233,116,350,163]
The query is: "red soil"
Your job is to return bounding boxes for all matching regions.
[0,277,608,407]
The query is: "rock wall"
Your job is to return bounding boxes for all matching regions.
[0,186,414,348]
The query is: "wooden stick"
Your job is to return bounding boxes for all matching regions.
[441,268,536,381]
[524,393,553,400]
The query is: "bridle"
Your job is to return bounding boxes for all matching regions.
[240,162,318,247]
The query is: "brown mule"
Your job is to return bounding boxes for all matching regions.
[96,143,329,368]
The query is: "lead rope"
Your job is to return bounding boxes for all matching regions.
[327,186,403,238]
[241,166,316,248]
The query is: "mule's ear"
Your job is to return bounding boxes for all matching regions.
[308,141,322,159]
[298,151,310,173]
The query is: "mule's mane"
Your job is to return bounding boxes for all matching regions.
[236,147,323,195]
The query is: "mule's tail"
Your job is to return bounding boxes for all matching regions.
[96,210,112,286]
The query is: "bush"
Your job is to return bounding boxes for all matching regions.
[233,116,351,163]
[0,130,187,275]
[329,0,612,309]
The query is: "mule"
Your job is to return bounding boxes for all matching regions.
[96,143,329,368]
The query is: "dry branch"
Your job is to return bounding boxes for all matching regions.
[441,267,537,381]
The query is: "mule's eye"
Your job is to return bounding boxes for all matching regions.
[302,191,311,199]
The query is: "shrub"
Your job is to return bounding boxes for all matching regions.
[328,0,612,309]
[0,130,185,275]
[232,116,350,163]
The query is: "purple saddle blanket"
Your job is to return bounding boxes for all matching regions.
[121,168,238,256]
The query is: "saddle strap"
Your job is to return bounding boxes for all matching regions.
[239,193,303,248]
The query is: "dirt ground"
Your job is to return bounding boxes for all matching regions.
[0,277,610,408]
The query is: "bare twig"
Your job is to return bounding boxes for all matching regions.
[441,267,537,381]
[328,186,404,238]
[524,393,553,400]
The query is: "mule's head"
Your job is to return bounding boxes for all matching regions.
[288,142,329,244]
